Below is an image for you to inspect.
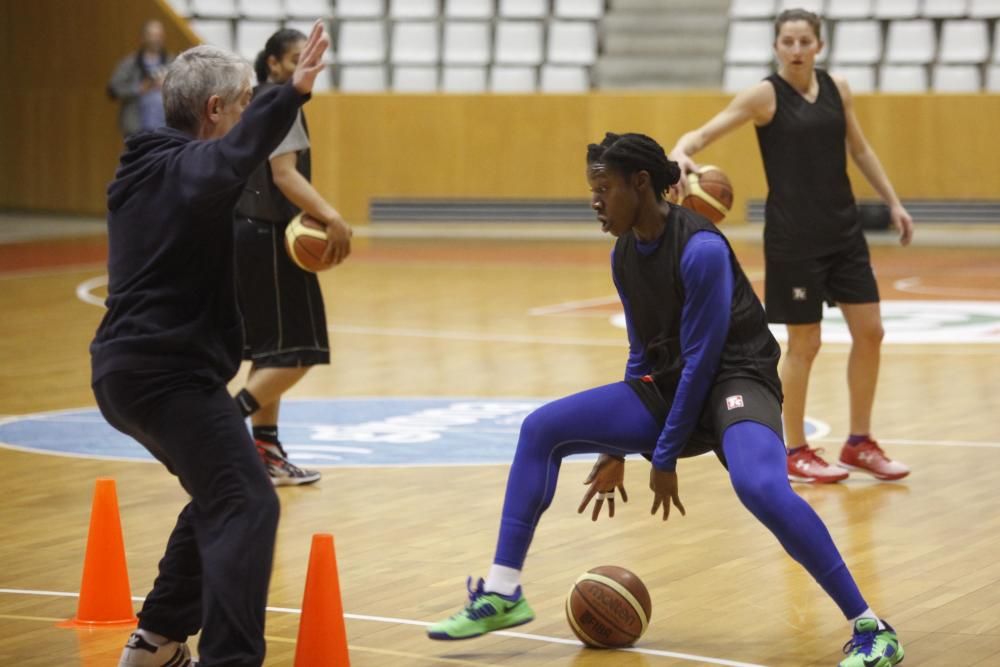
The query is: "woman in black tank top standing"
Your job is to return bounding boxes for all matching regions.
[668,9,914,486]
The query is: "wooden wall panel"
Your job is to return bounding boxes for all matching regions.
[302,92,1000,224]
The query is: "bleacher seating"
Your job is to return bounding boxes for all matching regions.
[987,64,1000,91]
[238,0,284,20]
[442,66,488,92]
[494,21,545,65]
[443,22,492,65]
[547,21,598,65]
[724,21,774,64]
[879,64,928,91]
[884,20,936,64]
[443,0,492,19]
[189,18,234,50]
[553,0,604,20]
[190,0,237,19]
[938,20,990,64]
[235,20,280,60]
[389,0,438,19]
[722,64,771,92]
[285,0,331,18]
[489,65,537,92]
[829,64,877,91]
[174,0,997,93]
[390,21,439,64]
[339,65,386,91]
[778,0,823,12]
[970,0,1000,17]
[391,65,437,91]
[830,20,882,65]
[338,20,387,64]
[873,0,920,19]
[826,0,874,19]
[932,64,981,91]
[540,64,589,92]
[498,0,548,19]
[338,0,385,18]
[922,0,968,18]
[730,0,777,19]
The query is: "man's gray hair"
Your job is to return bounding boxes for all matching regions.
[163,45,255,134]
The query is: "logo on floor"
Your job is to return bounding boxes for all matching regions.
[0,398,826,466]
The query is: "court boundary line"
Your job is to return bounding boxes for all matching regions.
[74,276,1000,351]
[0,588,766,667]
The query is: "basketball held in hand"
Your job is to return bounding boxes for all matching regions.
[284,213,333,272]
[566,565,652,649]
[681,165,733,224]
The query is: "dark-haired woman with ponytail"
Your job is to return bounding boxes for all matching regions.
[427,132,902,667]
[232,28,352,486]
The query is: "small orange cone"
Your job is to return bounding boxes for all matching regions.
[60,478,137,627]
[294,533,349,666]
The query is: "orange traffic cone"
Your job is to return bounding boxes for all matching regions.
[294,533,349,666]
[60,478,136,627]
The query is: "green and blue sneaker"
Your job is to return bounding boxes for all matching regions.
[839,618,904,667]
[427,577,535,640]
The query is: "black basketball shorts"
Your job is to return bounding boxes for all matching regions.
[764,232,880,325]
[628,375,784,466]
[234,216,330,368]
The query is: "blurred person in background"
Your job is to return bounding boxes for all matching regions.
[108,20,173,138]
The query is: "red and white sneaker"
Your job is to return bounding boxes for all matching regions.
[838,438,910,481]
[787,445,850,483]
[256,440,321,486]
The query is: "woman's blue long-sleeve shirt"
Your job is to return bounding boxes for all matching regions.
[612,230,734,471]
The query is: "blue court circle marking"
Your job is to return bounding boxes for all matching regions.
[0,398,826,467]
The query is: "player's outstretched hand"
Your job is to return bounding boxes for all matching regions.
[578,454,628,521]
[649,467,685,522]
[292,20,330,96]
[321,211,352,266]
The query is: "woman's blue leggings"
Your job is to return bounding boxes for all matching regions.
[493,382,867,619]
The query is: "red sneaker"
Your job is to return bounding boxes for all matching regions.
[787,445,850,483]
[838,437,910,481]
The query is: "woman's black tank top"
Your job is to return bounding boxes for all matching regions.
[755,69,860,260]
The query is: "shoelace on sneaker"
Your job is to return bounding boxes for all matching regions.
[842,627,878,656]
[438,577,486,621]
[858,439,889,460]
[465,576,486,604]
[799,446,832,465]
[280,459,312,476]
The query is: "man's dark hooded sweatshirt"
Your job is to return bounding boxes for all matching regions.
[91,83,308,383]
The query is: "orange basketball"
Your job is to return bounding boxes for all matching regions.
[284,213,332,272]
[566,565,652,649]
[681,165,734,224]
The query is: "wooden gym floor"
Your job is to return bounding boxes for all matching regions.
[1,215,999,666]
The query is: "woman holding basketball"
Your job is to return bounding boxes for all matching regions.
[427,132,903,667]
[670,8,913,485]
[232,28,352,486]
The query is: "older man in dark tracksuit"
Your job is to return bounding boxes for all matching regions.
[90,24,330,667]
